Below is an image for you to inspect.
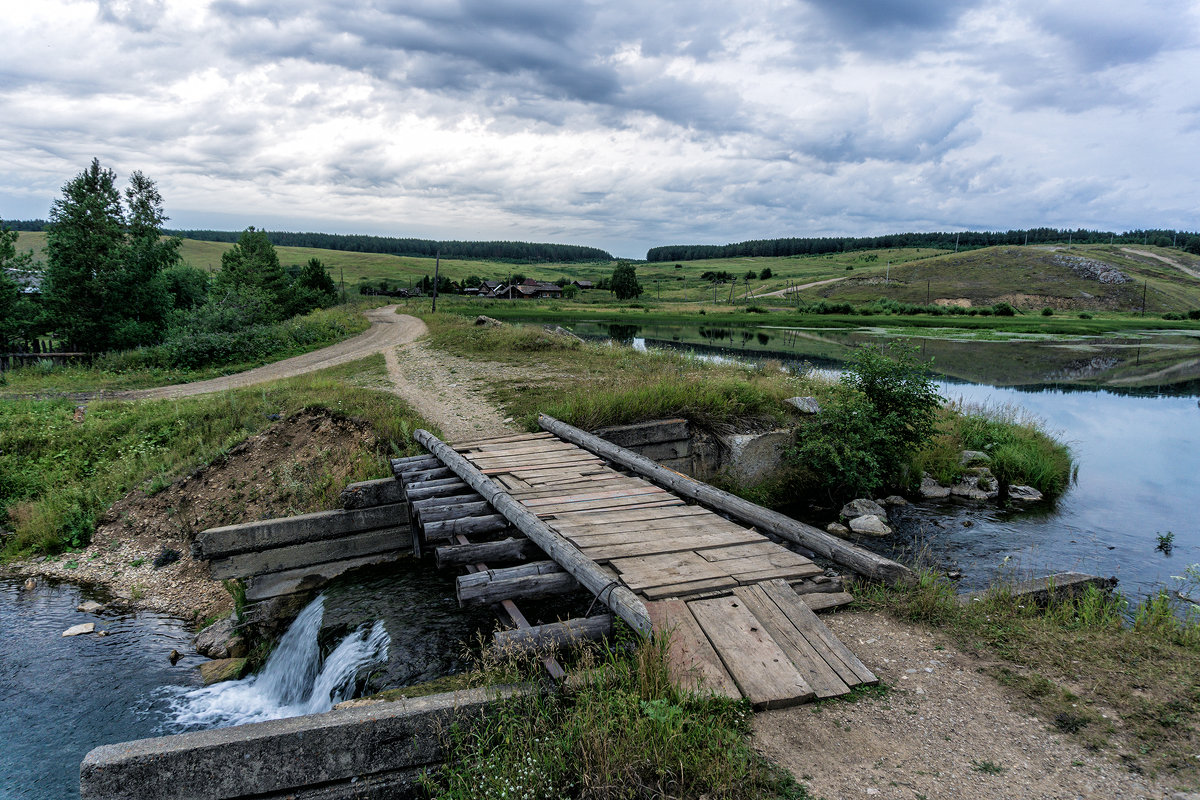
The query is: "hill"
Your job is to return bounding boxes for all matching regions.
[798,244,1200,313]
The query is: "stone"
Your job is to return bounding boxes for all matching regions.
[194,615,236,659]
[825,522,850,537]
[848,514,892,536]
[545,325,584,343]
[23,578,35,591]
[227,635,249,659]
[840,498,888,521]
[168,649,182,665]
[474,315,502,327]
[77,600,104,613]
[950,475,999,501]
[784,396,821,414]
[919,476,951,499]
[1009,485,1044,502]
[883,495,908,506]
[63,623,96,637]
[960,449,991,466]
[720,429,792,485]
[199,657,248,685]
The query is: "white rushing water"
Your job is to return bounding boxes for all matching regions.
[168,595,390,729]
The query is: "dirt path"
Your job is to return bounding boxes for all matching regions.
[1121,247,1200,280]
[755,611,1170,799]
[747,276,847,300]
[122,305,420,400]
[381,318,516,441]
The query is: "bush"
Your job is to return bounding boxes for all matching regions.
[1079,312,1093,319]
[1041,307,1054,316]
[1162,312,1185,321]
[788,343,940,499]
[992,302,1016,316]
[1188,309,1200,320]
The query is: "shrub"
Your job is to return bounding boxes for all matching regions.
[1188,309,1200,320]
[1041,307,1054,316]
[1078,312,1093,319]
[992,302,1016,316]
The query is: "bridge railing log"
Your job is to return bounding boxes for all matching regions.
[414,428,654,637]
[537,414,915,587]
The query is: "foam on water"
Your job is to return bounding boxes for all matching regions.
[168,595,390,729]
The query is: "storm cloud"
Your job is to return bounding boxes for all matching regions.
[1,0,1197,256]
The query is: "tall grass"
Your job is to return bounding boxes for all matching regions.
[422,635,808,800]
[0,355,429,557]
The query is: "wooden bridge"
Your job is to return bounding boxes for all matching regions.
[393,415,914,709]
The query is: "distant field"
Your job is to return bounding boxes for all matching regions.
[14,231,1200,312]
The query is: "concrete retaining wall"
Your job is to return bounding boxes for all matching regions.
[80,686,526,800]
[592,418,789,483]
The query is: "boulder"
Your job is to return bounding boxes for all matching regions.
[23,578,35,591]
[77,600,104,613]
[785,396,821,414]
[199,658,248,685]
[194,615,237,660]
[849,515,892,537]
[883,495,908,507]
[227,635,249,659]
[544,325,584,343]
[919,476,951,499]
[825,522,850,537]
[950,475,999,501]
[840,498,888,521]
[62,623,95,637]
[474,315,502,327]
[960,450,991,466]
[1009,485,1044,502]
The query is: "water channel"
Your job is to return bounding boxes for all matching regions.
[545,318,1200,599]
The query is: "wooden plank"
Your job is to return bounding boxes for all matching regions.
[733,585,849,699]
[687,596,815,708]
[642,576,742,599]
[552,515,746,537]
[509,478,647,499]
[519,466,612,482]
[521,485,666,508]
[566,522,754,547]
[801,592,854,612]
[580,530,764,561]
[717,550,821,574]
[458,442,581,458]
[481,459,604,475]
[450,431,555,448]
[696,542,782,562]
[611,552,732,590]
[645,599,740,699]
[539,499,683,518]
[469,451,601,468]
[496,474,534,492]
[548,505,710,527]
[760,579,877,686]
[734,565,825,584]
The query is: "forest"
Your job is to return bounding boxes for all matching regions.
[646,227,1200,262]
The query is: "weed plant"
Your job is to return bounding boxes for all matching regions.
[0,355,429,557]
[421,634,808,800]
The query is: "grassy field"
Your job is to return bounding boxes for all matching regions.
[0,355,430,557]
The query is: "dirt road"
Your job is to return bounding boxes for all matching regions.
[1121,247,1200,280]
[746,275,847,300]
[124,306,422,400]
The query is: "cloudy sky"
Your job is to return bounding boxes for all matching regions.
[1,0,1197,257]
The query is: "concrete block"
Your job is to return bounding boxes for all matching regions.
[958,572,1117,606]
[244,551,411,602]
[593,418,689,448]
[720,429,792,485]
[340,478,404,510]
[80,685,527,800]
[633,440,690,462]
[196,504,409,559]
[208,527,409,580]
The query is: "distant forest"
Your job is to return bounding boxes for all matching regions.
[646,228,1200,261]
[168,230,612,263]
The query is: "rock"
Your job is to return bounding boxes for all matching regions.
[194,615,237,659]
[848,514,892,536]
[825,522,850,537]
[784,396,821,414]
[227,635,249,659]
[168,649,182,665]
[960,450,991,466]
[199,657,248,685]
[474,315,502,327]
[23,578,35,591]
[720,429,792,485]
[62,623,96,637]
[77,600,104,613]
[840,498,888,521]
[921,479,950,496]
[1009,485,1044,502]
[883,495,908,506]
[950,475,999,501]
[947,570,963,580]
[544,325,584,343]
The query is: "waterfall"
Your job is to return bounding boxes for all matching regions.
[168,595,390,729]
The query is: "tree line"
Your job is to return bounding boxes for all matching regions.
[646,228,1200,262]
[167,229,613,264]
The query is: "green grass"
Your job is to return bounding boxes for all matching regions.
[0,355,431,557]
[420,634,809,800]
[857,572,1200,780]
[424,312,815,433]
[0,302,377,394]
[914,402,1074,496]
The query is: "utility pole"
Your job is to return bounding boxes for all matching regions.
[729,277,735,305]
[926,279,931,305]
[886,260,890,285]
[955,233,960,253]
[339,265,346,304]
[1142,280,1148,316]
[1068,232,1072,250]
[432,250,440,312]
[1024,231,1029,246]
